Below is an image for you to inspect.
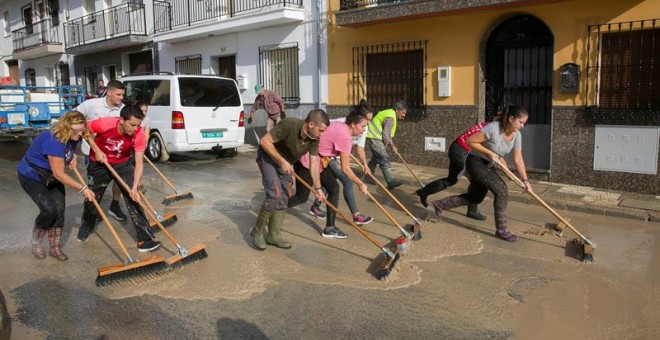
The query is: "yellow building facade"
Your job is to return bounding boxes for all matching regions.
[327,0,660,194]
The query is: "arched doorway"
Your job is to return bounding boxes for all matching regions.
[485,15,553,170]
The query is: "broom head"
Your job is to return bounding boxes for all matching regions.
[376,247,401,280]
[96,255,167,286]
[165,243,208,269]
[149,212,178,229]
[162,192,194,205]
[406,224,422,240]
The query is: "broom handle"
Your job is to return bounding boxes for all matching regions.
[72,167,133,261]
[498,165,591,243]
[291,172,387,251]
[143,155,178,192]
[350,154,418,221]
[102,161,182,247]
[395,151,425,188]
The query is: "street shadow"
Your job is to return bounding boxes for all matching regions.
[216,318,267,339]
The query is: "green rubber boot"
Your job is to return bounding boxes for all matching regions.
[266,210,292,249]
[382,167,402,189]
[251,208,270,251]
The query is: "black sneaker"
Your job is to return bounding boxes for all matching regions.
[138,239,162,253]
[107,201,127,221]
[322,226,348,239]
[77,227,92,242]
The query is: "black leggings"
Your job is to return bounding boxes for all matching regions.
[463,155,508,214]
[288,161,339,228]
[80,161,152,242]
[18,173,65,230]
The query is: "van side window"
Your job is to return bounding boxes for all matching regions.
[123,80,146,104]
[178,78,241,107]
[147,79,170,106]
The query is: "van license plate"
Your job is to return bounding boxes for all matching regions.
[8,114,25,125]
[202,131,223,138]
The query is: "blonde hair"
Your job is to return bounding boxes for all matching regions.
[51,111,89,143]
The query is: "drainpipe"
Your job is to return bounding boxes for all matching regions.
[316,0,323,110]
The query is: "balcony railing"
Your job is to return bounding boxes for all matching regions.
[154,0,303,34]
[12,18,61,52]
[340,0,414,11]
[64,3,146,48]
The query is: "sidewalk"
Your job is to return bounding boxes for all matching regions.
[386,161,660,223]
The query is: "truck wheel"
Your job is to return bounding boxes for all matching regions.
[147,132,169,162]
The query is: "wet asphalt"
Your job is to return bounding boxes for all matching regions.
[1,140,659,339]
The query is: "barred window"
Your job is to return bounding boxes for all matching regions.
[25,68,36,87]
[258,43,300,106]
[352,41,427,119]
[586,19,660,121]
[175,54,202,75]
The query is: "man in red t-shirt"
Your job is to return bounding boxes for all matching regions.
[77,105,161,252]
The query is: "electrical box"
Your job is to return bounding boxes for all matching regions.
[424,136,446,152]
[593,125,659,174]
[236,75,248,91]
[437,66,451,97]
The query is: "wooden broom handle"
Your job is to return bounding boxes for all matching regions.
[365,191,403,229]
[291,172,387,250]
[498,165,590,242]
[72,167,132,259]
[350,153,417,220]
[143,155,178,192]
[101,161,181,247]
[394,150,425,187]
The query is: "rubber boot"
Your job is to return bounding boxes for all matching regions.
[266,210,292,249]
[416,180,446,208]
[251,208,270,250]
[466,203,487,221]
[31,227,47,259]
[48,227,68,261]
[494,209,517,242]
[382,167,402,189]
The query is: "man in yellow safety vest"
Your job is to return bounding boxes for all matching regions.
[365,101,408,189]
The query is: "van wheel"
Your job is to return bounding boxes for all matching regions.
[215,147,237,158]
[147,132,170,162]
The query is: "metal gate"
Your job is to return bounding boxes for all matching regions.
[486,15,553,170]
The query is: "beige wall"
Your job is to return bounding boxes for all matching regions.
[327,0,660,107]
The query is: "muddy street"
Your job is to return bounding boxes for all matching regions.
[1,141,659,339]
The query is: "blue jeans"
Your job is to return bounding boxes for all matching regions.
[312,158,359,215]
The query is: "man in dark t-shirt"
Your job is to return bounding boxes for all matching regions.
[251,110,330,250]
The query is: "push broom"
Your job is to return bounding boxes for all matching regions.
[498,165,595,262]
[143,156,193,205]
[293,172,400,280]
[104,162,208,269]
[351,154,423,240]
[394,150,425,188]
[72,167,167,286]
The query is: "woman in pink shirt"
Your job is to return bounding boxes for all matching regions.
[288,110,370,239]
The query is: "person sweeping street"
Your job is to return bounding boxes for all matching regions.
[365,101,408,189]
[77,105,162,252]
[308,100,374,226]
[17,111,98,261]
[288,109,371,239]
[430,105,531,242]
[247,84,286,131]
[250,109,330,250]
[415,122,488,220]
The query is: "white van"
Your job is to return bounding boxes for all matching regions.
[120,73,245,161]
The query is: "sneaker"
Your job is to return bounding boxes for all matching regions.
[309,205,326,220]
[137,239,162,252]
[107,201,127,221]
[353,214,373,226]
[322,226,348,239]
[77,227,92,242]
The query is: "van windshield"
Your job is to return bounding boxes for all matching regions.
[178,78,241,107]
